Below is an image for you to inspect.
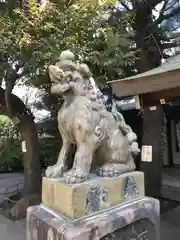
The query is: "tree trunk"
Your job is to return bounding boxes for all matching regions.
[18,113,41,196]
[133,3,162,73]
[0,87,41,196]
[0,87,41,218]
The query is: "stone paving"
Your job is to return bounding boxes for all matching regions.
[161,205,180,240]
[0,173,25,240]
[0,215,25,240]
[0,173,24,203]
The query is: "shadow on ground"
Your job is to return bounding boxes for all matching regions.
[160,198,180,240]
[0,214,25,240]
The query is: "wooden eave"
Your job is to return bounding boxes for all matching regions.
[109,69,180,97]
[108,54,180,97]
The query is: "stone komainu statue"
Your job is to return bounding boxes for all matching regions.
[46,50,140,184]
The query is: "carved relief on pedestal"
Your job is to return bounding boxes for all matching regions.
[85,185,110,215]
[124,176,140,201]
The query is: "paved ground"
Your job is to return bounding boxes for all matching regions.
[161,204,180,240]
[0,215,25,240]
[0,173,24,203]
[0,173,25,239]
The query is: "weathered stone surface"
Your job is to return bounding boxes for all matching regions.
[45,50,140,184]
[26,196,160,240]
[42,171,144,219]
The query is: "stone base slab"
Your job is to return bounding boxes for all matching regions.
[42,171,144,219]
[26,197,160,240]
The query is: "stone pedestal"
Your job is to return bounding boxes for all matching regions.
[42,171,144,219]
[27,171,160,239]
[26,196,160,240]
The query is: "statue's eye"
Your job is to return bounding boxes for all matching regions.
[66,74,73,82]
[74,77,79,82]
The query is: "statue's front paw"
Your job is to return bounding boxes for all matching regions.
[63,168,88,184]
[97,164,120,177]
[45,166,54,178]
[45,164,65,178]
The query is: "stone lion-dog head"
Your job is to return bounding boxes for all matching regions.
[48,54,94,97]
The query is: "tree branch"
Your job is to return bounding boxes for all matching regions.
[171,26,180,32]
[161,42,177,49]
[119,1,131,11]
[168,31,180,39]
[129,0,135,9]
[160,0,169,13]
[4,64,21,116]
[0,87,33,119]
[172,37,180,46]
[163,53,172,59]
[163,0,177,13]
[155,6,180,25]
[147,0,166,9]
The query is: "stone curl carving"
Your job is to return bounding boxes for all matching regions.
[45,50,140,184]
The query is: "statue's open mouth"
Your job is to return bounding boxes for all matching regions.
[51,81,57,86]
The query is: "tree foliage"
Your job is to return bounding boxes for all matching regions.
[116,0,180,71]
[0,116,22,172]
[0,0,180,89]
[0,0,136,88]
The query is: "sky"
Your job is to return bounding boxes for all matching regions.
[13,85,50,123]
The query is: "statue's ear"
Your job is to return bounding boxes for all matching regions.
[77,63,92,78]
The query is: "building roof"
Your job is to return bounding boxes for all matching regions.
[109,54,180,97]
[110,54,180,83]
